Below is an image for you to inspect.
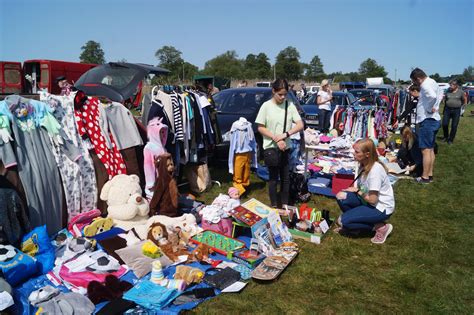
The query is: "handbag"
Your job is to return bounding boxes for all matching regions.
[263,100,288,167]
[203,267,241,290]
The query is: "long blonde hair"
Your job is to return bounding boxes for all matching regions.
[401,125,415,150]
[355,138,387,177]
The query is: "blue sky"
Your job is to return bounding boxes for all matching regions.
[1,0,472,80]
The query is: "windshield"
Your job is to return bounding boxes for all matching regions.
[215,90,272,114]
[79,66,138,89]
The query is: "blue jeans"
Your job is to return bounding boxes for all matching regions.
[336,192,391,231]
[442,107,461,142]
[319,109,331,133]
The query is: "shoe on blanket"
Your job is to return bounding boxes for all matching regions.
[371,224,393,244]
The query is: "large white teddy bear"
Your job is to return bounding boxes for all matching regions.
[100,174,149,230]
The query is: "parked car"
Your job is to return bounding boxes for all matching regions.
[348,88,380,106]
[75,62,169,106]
[213,87,305,160]
[307,85,320,95]
[301,91,358,129]
[437,83,450,96]
[462,83,474,103]
[366,84,395,102]
[339,81,366,91]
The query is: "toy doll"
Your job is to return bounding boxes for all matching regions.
[143,117,168,199]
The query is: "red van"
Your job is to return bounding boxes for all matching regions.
[0,60,97,95]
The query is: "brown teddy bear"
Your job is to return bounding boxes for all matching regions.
[174,265,204,285]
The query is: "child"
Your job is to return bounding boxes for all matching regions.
[228,117,257,196]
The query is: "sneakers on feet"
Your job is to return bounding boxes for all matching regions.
[415,177,430,184]
[371,224,393,244]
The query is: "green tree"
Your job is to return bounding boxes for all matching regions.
[358,58,387,78]
[79,40,105,64]
[155,45,184,82]
[431,73,441,82]
[461,66,474,82]
[305,55,326,81]
[275,46,302,80]
[182,61,199,82]
[203,50,243,79]
[244,53,271,79]
[345,71,363,82]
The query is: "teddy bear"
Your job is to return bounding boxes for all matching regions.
[100,174,150,231]
[134,213,202,241]
[174,265,204,285]
[146,222,188,262]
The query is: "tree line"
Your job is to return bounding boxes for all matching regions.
[79,40,473,84]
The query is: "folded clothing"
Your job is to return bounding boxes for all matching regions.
[28,285,95,315]
[123,280,180,310]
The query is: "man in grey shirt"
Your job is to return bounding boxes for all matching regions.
[442,79,467,144]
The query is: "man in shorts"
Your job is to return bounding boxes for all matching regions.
[410,68,442,184]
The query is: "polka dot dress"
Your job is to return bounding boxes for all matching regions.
[74,97,127,178]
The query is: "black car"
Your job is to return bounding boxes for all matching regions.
[302,91,357,129]
[75,62,169,104]
[213,87,304,160]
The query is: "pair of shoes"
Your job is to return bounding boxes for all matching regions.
[415,177,430,184]
[447,141,453,145]
[371,224,393,244]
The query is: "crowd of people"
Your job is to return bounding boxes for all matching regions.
[251,68,468,244]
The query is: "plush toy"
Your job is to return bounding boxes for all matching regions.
[100,174,150,231]
[141,240,163,259]
[149,153,178,217]
[146,222,188,262]
[174,265,204,285]
[188,243,214,263]
[83,217,114,237]
[146,222,169,246]
[134,214,202,241]
[143,117,168,199]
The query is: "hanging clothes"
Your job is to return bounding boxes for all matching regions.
[41,92,98,217]
[0,97,66,235]
[74,97,127,179]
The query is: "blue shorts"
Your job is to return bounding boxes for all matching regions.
[418,118,440,149]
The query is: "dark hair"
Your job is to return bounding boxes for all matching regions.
[449,79,459,86]
[410,68,427,80]
[408,85,420,92]
[272,78,289,92]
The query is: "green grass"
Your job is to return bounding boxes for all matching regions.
[184,105,474,314]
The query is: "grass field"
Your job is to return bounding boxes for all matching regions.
[186,105,474,314]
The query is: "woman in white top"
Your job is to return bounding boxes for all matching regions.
[335,138,395,244]
[316,79,333,133]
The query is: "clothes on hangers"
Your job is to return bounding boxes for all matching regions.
[74,97,127,179]
[0,97,66,235]
[41,92,98,217]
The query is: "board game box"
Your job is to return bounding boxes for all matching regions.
[190,230,246,255]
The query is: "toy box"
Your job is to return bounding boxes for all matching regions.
[231,248,266,269]
[190,230,246,255]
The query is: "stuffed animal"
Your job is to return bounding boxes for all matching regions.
[146,222,168,246]
[134,214,202,241]
[188,243,214,263]
[146,222,188,262]
[143,117,168,199]
[100,174,149,231]
[174,265,204,285]
[83,217,114,237]
[150,153,178,217]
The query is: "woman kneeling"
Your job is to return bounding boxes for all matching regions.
[336,138,395,244]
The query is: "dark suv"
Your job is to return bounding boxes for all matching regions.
[213,87,304,160]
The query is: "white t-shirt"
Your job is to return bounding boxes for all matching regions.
[317,90,331,111]
[357,162,395,214]
[417,77,442,122]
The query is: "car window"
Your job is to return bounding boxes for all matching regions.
[347,93,356,104]
[332,95,344,105]
[216,90,271,114]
